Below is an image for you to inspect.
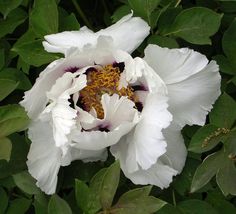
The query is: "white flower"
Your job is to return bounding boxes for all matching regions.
[20,13,221,194]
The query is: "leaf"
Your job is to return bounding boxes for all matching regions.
[216,156,236,196]
[222,18,236,68]
[177,200,218,214]
[158,204,182,214]
[0,8,27,39]
[191,151,224,193]
[0,68,31,90]
[0,187,8,214]
[0,48,4,70]
[188,124,229,153]
[75,179,90,212]
[0,134,28,179]
[128,0,161,27]
[0,137,12,161]
[213,55,235,75]
[112,195,166,214]
[6,198,31,214]
[33,192,48,214]
[173,158,200,196]
[13,171,40,195]
[100,161,120,209]
[0,79,19,101]
[0,0,23,18]
[13,39,59,67]
[0,104,29,137]
[30,0,58,36]
[59,13,80,31]
[209,93,236,129]
[148,35,179,48]
[166,7,222,45]
[117,186,152,203]
[111,5,131,23]
[48,194,72,214]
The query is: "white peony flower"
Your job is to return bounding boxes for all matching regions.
[20,13,221,194]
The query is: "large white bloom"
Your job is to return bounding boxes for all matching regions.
[20,14,221,194]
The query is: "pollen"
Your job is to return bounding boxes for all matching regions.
[79,64,137,119]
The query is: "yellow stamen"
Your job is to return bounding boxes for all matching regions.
[79,64,137,119]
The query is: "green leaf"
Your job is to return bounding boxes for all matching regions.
[59,13,80,31]
[0,48,4,70]
[166,7,222,45]
[0,8,27,39]
[0,137,12,161]
[148,35,179,48]
[100,161,120,209]
[6,198,31,214]
[0,134,28,179]
[0,104,29,137]
[158,204,182,214]
[75,179,90,212]
[177,200,218,214]
[209,93,236,129]
[188,124,229,153]
[0,0,23,18]
[0,79,19,101]
[173,158,200,195]
[48,194,72,214]
[13,171,40,195]
[13,39,59,67]
[0,187,8,214]
[128,0,161,27]
[111,5,131,23]
[112,195,166,214]
[33,192,48,214]
[222,18,236,68]
[30,0,58,36]
[216,157,236,196]
[213,55,235,75]
[117,186,152,203]
[191,151,224,193]
[0,68,31,90]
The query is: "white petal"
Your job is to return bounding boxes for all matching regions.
[111,93,172,173]
[70,147,108,163]
[167,61,221,126]
[27,121,62,194]
[144,44,209,84]
[162,123,187,172]
[144,45,221,126]
[43,13,150,55]
[20,59,65,119]
[111,137,178,189]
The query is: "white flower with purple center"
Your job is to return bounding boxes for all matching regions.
[20,13,221,194]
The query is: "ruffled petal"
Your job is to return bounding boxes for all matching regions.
[144,44,209,84]
[111,137,178,189]
[72,94,138,150]
[111,93,172,173]
[20,59,65,119]
[41,74,87,148]
[167,61,221,126]
[27,121,62,194]
[43,13,150,55]
[144,45,221,126]
[162,123,187,172]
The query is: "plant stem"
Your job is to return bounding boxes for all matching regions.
[172,189,177,207]
[71,0,93,29]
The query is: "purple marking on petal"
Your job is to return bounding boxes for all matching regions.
[131,85,147,91]
[135,102,143,112]
[85,67,97,75]
[113,62,125,72]
[98,123,110,132]
[65,66,79,73]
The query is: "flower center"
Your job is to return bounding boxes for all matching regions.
[79,64,137,119]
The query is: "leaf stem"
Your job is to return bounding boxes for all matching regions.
[172,189,177,207]
[71,0,93,29]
